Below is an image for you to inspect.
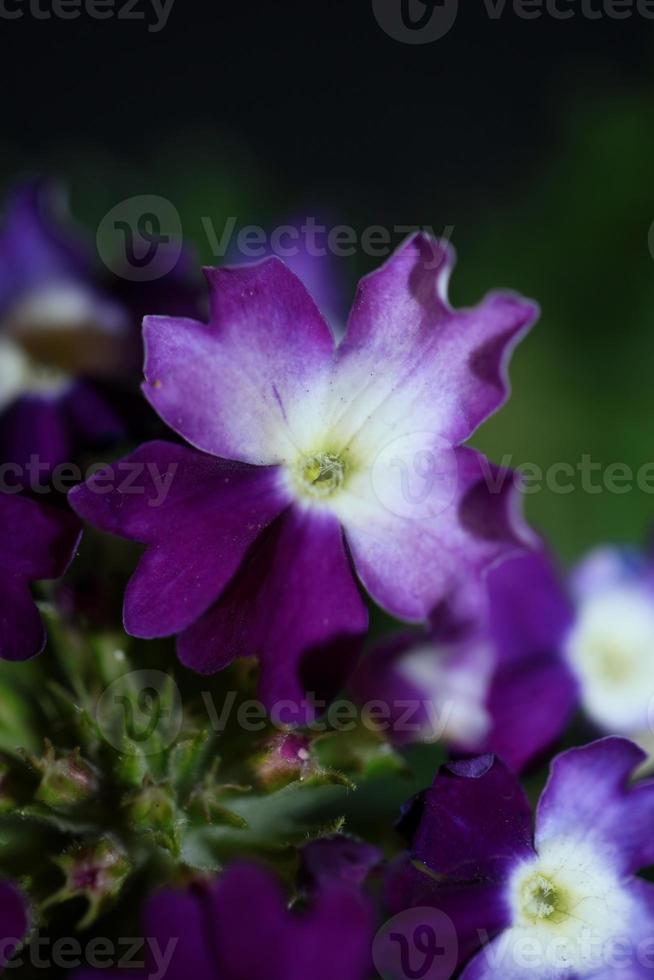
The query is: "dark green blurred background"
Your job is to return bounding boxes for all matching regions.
[2,0,653,564]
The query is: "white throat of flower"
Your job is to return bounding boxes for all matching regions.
[0,336,70,410]
[564,585,654,741]
[0,281,126,408]
[504,837,633,974]
[396,643,492,746]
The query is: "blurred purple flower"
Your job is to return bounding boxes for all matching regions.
[355,543,654,771]
[351,548,577,771]
[0,181,128,476]
[75,861,373,980]
[70,234,536,717]
[229,215,348,334]
[299,834,382,892]
[0,492,80,661]
[387,738,654,978]
[0,181,200,480]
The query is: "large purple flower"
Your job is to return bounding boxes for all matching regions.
[0,880,28,972]
[75,861,373,980]
[0,492,80,661]
[69,234,537,712]
[351,548,577,771]
[0,181,131,477]
[387,738,654,978]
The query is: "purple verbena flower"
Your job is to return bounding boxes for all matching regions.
[387,738,654,978]
[351,547,578,772]
[69,233,537,715]
[564,546,654,760]
[230,214,348,333]
[0,492,80,661]
[0,879,28,972]
[74,861,373,980]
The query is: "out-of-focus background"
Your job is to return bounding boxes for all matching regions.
[2,0,654,562]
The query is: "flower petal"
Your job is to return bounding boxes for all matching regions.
[212,863,373,980]
[299,835,382,891]
[412,755,535,880]
[0,493,80,579]
[0,495,80,661]
[0,578,47,662]
[481,653,579,774]
[0,880,28,971]
[385,856,509,972]
[487,549,574,666]
[142,887,215,980]
[142,258,336,465]
[177,507,368,717]
[332,232,538,450]
[334,447,531,622]
[0,394,74,479]
[535,737,654,876]
[69,441,288,638]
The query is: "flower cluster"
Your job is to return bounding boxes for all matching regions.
[1,178,653,980]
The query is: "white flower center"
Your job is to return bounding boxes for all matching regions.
[565,586,654,736]
[0,281,128,407]
[502,837,634,974]
[397,642,492,746]
[0,337,70,409]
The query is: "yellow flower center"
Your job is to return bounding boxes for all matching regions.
[293,450,348,499]
[520,873,570,926]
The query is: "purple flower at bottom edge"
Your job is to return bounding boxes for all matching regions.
[73,861,373,980]
[0,493,81,661]
[386,738,654,978]
[69,233,537,719]
[0,880,29,972]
